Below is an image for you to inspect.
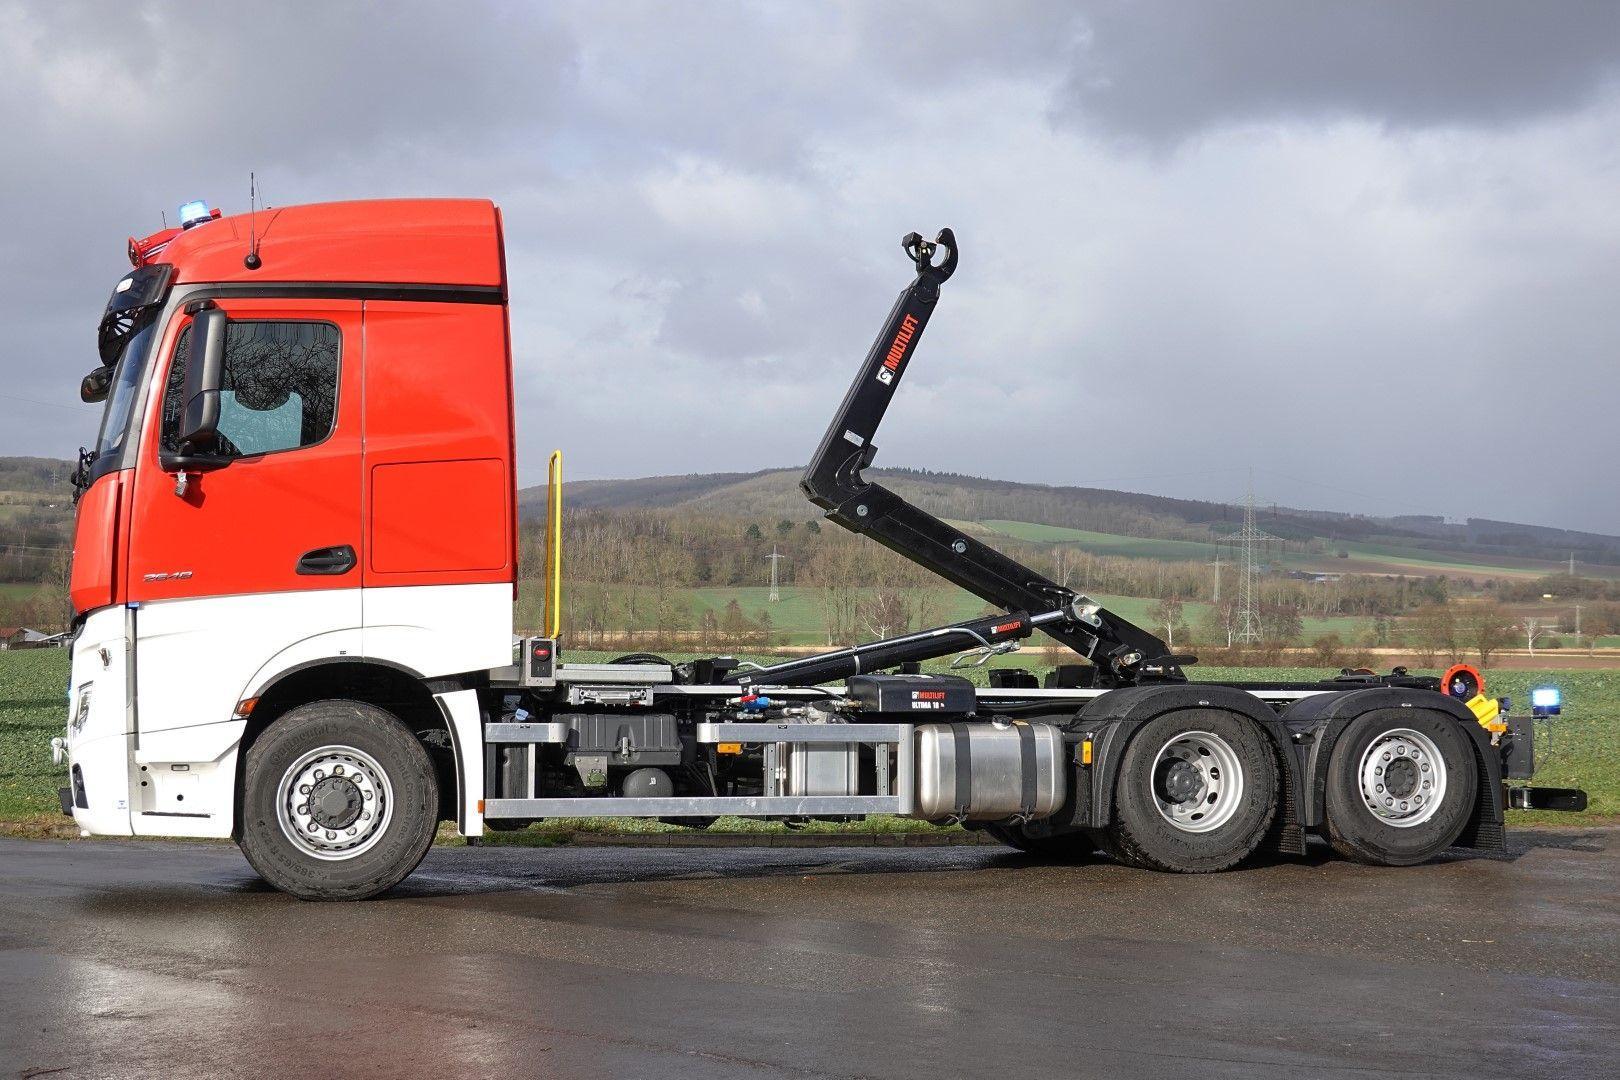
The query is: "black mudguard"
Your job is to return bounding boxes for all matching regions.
[1065,684,1309,855]
[1279,687,1505,853]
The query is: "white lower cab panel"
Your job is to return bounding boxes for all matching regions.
[103,583,508,840]
[362,582,511,678]
[135,588,364,737]
[65,606,134,836]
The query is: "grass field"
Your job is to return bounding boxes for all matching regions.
[973,519,1619,582]
[1,648,1612,832]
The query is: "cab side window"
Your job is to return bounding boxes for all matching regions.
[161,321,340,457]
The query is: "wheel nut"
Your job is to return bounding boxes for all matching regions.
[299,784,311,795]
[325,831,336,841]
[296,803,308,815]
[314,769,325,780]
[333,765,344,776]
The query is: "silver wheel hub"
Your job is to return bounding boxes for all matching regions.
[1151,730,1244,834]
[1357,728,1446,828]
[276,745,393,860]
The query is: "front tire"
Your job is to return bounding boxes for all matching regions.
[1107,710,1278,873]
[238,700,439,901]
[1324,710,1476,866]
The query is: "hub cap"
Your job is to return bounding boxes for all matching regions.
[1357,728,1447,828]
[276,745,393,860]
[1151,731,1244,833]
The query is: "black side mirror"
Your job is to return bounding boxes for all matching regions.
[178,304,228,452]
[80,365,113,403]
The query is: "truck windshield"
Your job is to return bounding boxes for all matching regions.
[92,320,157,460]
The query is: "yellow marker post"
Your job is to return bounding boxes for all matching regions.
[543,450,564,640]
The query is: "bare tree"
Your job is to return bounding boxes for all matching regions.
[1148,597,1186,649]
[1522,617,1558,656]
[1461,601,1514,665]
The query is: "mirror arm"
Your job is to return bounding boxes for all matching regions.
[159,450,230,496]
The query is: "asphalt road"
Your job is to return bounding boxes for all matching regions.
[1,831,1617,1080]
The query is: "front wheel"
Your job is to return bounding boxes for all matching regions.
[238,700,440,901]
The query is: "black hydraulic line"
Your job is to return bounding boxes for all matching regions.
[798,229,1182,687]
[726,610,1037,688]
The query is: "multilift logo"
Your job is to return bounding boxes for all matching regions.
[875,314,918,385]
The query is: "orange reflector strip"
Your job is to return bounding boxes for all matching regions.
[1081,740,1093,766]
[717,742,742,755]
[232,697,259,719]
[477,799,485,813]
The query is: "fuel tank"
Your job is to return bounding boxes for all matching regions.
[914,719,1067,821]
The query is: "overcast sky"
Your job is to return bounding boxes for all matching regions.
[2,1,1617,533]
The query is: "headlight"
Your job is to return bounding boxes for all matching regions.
[71,684,93,734]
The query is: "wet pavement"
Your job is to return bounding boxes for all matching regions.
[1,830,1617,1079]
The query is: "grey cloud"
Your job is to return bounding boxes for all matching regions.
[1063,1,1620,143]
[1,1,1616,534]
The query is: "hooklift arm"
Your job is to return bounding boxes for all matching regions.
[796,229,1183,688]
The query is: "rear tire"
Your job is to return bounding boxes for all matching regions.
[1324,709,1476,866]
[238,699,439,901]
[1107,709,1278,873]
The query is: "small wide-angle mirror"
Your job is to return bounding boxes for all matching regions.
[80,365,113,403]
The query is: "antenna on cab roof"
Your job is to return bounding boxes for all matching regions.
[244,172,262,271]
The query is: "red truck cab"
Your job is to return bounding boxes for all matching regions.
[64,199,516,840]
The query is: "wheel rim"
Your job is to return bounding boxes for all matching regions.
[1150,730,1245,833]
[1357,728,1447,828]
[275,744,393,861]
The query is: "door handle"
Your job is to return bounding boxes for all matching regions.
[296,545,356,576]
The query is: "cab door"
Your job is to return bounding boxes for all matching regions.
[126,299,363,738]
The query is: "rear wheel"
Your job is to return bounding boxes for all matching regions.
[1107,710,1278,873]
[238,700,440,901]
[1324,709,1476,866]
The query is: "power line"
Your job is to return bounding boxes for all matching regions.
[0,391,88,414]
[1226,477,1281,645]
[765,545,787,602]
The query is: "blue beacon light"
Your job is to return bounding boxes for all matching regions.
[178,201,212,229]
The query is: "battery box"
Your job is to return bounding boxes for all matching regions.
[846,673,976,716]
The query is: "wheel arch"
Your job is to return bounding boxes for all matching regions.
[230,658,465,840]
[1077,684,1305,853]
[1280,687,1504,851]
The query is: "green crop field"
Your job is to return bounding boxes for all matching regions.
[0,648,69,820]
[978,520,1221,562]
[973,518,1620,582]
[581,584,1373,649]
[1,648,1613,835]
